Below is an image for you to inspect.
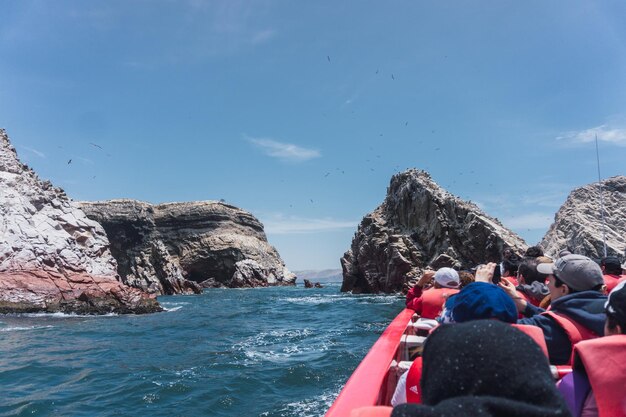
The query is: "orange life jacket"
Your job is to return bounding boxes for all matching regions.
[420,288,459,319]
[574,335,626,417]
[405,356,423,404]
[541,311,599,364]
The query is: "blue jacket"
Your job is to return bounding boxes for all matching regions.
[518,290,607,365]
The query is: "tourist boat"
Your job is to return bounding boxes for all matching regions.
[324,308,573,417]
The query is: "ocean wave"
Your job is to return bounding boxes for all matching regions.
[0,325,55,332]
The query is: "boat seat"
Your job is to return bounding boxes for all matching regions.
[406,319,439,336]
[397,335,427,361]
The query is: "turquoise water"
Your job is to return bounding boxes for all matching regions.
[0,284,403,417]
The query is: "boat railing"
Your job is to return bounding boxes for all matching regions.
[324,309,415,417]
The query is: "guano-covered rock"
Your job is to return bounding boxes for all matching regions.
[0,129,161,314]
[541,176,626,261]
[341,169,528,294]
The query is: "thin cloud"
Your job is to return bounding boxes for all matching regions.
[20,146,46,158]
[261,215,358,234]
[557,125,626,146]
[250,29,276,45]
[502,213,554,230]
[247,136,321,162]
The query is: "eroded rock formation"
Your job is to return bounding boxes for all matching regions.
[79,200,296,292]
[341,169,528,294]
[541,176,626,260]
[0,129,161,314]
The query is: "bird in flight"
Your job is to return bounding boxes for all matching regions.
[89,142,103,150]
[327,55,331,63]
[391,74,395,80]
[67,159,72,164]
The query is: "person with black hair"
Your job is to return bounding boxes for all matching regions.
[502,256,520,285]
[524,245,544,258]
[516,257,550,306]
[600,256,625,293]
[499,255,607,365]
[391,321,570,417]
[557,280,626,417]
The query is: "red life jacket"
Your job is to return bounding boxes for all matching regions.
[603,274,622,293]
[541,311,599,364]
[574,335,626,417]
[420,288,459,319]
[511,324,549,357]
[405,357,423,404]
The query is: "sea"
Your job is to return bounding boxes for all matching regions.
[0,283,404,417]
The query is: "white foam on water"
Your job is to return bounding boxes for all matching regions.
[0,325,55,332]
[20,312,118,318]
[264,389,340,417]
[163,306,182,312]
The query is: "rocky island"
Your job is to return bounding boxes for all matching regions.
[0,129,295,314]
[0,129,161,314]
[541,175,626,259]
[79,199,296,294]
[341,169,528,294]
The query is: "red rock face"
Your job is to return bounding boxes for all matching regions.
[0,269,161,314]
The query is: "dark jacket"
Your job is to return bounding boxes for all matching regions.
[518,290,607,365]
[392,321,571,417]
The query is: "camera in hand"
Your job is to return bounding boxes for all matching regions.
[492,265,502,284]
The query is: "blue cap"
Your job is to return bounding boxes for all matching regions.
[446,282,517,324]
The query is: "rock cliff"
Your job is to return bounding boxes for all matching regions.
[541,176,626,260]
[341,169,528,293]
[79,200,296,292]
[0,129,161,314]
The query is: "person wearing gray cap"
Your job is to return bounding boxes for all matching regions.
[499,254,607,365]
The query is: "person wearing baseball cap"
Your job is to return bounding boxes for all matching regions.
[405,267,460,319]
[499,254,607,365]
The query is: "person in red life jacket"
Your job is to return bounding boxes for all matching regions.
[515,257,550,307]
[498,254,607,365]
[600,256,624,293]
[558,280,626,417]
[391,321,570,417]
[501,257,520,286]
[391,280,519,407]
[405,268,460,319]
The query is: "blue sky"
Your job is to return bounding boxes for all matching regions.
[1,1,626,270]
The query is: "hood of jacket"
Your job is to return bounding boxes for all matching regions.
[551,290,607,336]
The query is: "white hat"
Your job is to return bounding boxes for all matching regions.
[434,267,460,289]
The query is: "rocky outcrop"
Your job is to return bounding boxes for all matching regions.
[541,176,626,260]
[79,200,296,292]
[0,129,161,314]
[341,169,528,294]
[303,279,323,288]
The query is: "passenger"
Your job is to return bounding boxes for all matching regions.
[502,257,520,286]
[516,257,550,307]
[391,281,518,407]
[525,245,545,258]
[600,256,624,293]
[499,255,607,365]
[558,280,626,417]
[405,268,460,319]
[457,270,474,289]
[391,321,570,417]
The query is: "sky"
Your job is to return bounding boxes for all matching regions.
[1,1,626,271]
